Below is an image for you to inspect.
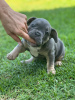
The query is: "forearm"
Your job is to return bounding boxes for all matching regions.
[0,0,10,19]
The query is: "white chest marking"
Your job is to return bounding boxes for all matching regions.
[28,46,41,57]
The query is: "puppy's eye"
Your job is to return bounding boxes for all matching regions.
[45,31,49,34]
[45,28,49,34]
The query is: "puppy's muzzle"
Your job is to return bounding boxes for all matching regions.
[28,30,43,46]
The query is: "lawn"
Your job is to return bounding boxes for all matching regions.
[0,0,75,100]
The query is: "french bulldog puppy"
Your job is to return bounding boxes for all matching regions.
[7,17,65,74]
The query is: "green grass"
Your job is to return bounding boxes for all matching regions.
[0,0,75,100]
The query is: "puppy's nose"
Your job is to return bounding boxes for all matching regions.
[35,32,41,36]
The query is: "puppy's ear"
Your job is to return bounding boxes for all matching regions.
[27,17,36,25]
[51,28,58,43]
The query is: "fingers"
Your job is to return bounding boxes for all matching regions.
[22,16,28,33]
[16,12,27,20]
[8,32,22,44]
[19,30,36,43]
[8,31,36,44]
[5,10,33,44]
[23,23,28,33]
[24,21,28,32]
[14,11,28,33]
[20,15,28,33]
[22,24,28,34]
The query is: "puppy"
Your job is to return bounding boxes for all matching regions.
[7,17,65,74]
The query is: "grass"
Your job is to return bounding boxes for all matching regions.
[0,0,75,100]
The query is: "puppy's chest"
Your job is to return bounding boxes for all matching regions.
[28,46,41,57]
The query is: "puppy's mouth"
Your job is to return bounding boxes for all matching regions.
[30,42,37,47]
[28,42,41,47]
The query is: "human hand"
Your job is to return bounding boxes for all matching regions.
[0,7,35,44]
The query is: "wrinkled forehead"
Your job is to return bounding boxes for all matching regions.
[30,18,51,28]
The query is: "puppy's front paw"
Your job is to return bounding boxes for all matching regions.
[55,61,62,66]
[7,53,17,60]
[47,69,56,75]
[47,64,56,75]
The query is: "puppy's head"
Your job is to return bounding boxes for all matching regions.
[27,17,58,47]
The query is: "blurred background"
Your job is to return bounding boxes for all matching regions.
[5,0,75,12]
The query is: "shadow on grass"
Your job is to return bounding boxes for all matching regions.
[20,6,75,32]
[0,6,75,95]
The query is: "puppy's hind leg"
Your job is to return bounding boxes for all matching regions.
[21,56,35,64]
[55,61,62,66]
[55,56,63,66]
[55,43,65,66]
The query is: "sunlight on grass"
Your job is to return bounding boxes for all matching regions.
[5,0,75,12]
